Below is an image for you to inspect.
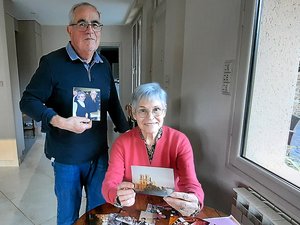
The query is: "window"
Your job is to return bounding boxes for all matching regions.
[229,0,300,221]
[131,15,142,92]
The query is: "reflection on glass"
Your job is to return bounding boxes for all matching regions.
[286,64,300,171]
[241,0,300,188]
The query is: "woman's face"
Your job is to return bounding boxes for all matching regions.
[77,93,86,102]
[133,98,166,136]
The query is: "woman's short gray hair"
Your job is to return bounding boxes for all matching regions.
[131,82,167,110]
[69,2,101,24]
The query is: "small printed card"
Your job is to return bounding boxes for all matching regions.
[138,211,156,225]
[131,166,175,197]
[73,87,101,121]
[204,215,241,225]
[169,217,209,225]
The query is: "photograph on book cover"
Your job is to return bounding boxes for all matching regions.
[138,211,156,225]
[94,213,138,225]
[169,216,209,225]
[73,87,101,121]
[131,166,175,197]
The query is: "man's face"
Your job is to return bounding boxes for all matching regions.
[67,5,101,59]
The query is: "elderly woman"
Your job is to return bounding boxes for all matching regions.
[102,82,204,216]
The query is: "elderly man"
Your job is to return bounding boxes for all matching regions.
[20,2,129,225]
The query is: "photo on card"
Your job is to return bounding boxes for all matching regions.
[146,203,166,213]
[131,166,174,197]
[105,213,137,225]
[138,211,156,225]
[73,87,101,121]
[94,214,110,225]
[169,217,209,225]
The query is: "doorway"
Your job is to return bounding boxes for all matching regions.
[99,46,121,147]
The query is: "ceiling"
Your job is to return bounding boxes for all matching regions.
[8,0,135,26]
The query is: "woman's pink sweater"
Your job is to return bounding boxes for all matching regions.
[102,126,204,207]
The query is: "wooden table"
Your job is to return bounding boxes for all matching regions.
[74,194,226,225]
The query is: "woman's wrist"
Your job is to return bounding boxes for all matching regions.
[113,196,122,208]
[189,200,201,217]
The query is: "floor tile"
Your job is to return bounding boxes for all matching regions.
[10,172,56,225]
[0,166,37,200]
[0,134,90,225]
[0,192,34,225]
[38,216,56,225]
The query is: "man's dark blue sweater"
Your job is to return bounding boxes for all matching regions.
[20,46,129,164]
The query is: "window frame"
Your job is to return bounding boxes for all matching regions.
[131,15,142,92]
[227,0,300,221]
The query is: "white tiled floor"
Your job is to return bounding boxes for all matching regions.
[0,134,86,225]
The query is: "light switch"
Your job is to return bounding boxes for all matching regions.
[224,61,233,72]
[222,60,233,95]
[222,83,230,95]
[223,72,231,83]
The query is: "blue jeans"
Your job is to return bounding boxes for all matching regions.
[52,153,108,225]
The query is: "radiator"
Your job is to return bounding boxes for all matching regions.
[231,187,299,225]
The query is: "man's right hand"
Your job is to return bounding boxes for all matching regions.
[50,115,92,134]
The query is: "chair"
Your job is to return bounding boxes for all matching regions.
[22,114,35,137]
[125,104,137,129]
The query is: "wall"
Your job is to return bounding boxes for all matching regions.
[17,21,42,94]
[0,0,18,166]
[163,0,185,128]
[41,26,69,54]
[180,0,243,213]
[140,0,154,84]
[5,13,25,162]
[151,2,166,87]
[141,0,185,129]
[101,25,132,108]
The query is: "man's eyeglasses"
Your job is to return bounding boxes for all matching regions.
[135,107,165,118]
[70,21,103,32]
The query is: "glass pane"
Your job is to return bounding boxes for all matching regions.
[242,0,300,188]
[286,65,300,172]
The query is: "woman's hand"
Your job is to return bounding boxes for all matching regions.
[163,192,200,216]
[116,182,136,207]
